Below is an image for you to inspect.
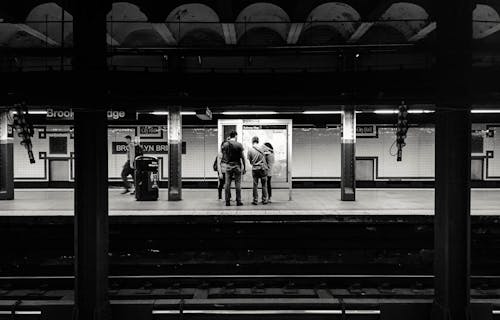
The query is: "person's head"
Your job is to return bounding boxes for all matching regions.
[264,142,273,150]
[229,130,237,140]
[125,135,132,143]
[252,136,259,145]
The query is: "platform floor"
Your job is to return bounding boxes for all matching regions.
[0,188,499,216]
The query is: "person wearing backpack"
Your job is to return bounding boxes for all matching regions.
[247,136,269,205]
[121,135,142,195]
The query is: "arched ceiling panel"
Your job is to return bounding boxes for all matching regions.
[179,29,225,46]
[122,28,165,47]
[359,24,407,44]
[238,27,285,46]
[473,4,500,39]
[298,25,344,45]
[107,2,150,44]
[236,2,290,42]
[166,3,223,43]
[26,2,73,44]
[303,2,361,40]
[379,2,428,39]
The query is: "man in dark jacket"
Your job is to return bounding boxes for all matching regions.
[121,135,136,194]
[221,130,246,206]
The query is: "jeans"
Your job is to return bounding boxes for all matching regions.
[252,171,268,202]
[218,173,227,199]
[267,176,272,199]
[225,164,242,203]
[121,160,135,190]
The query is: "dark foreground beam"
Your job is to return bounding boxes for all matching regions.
[74,110,110,320]
[433,0,472,318]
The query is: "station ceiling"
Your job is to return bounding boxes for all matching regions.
[0,1,499,48]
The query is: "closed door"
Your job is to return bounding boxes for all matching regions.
[356,159,374,181]
[471,159,483,181]
[50,160,69,181]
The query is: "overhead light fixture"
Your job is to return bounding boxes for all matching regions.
[222,111,278,115]
[302,111,342,115]
[150,111,196,116]
[374,110,398,114]
[408,110,434,114]
[471,109,500,113]
[28,110,48,115]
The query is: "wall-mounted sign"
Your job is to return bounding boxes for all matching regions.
[112,141,186,154]
[139,125,166,138]
[356,125,376,137]
[46,108,134,121]
[196,107,212,121]
[47,108,74,120]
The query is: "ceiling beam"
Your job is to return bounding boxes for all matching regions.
[347,22,374,43]
[16,24,59,46]
[476,23,500,39]
[222,23,237,45]
[152,23,177,45]
[287,23,304,44]
[409,22,436,42]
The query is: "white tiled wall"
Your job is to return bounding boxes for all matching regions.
[12,123,500,181]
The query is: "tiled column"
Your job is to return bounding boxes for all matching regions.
[341,106,356,201]
[0,111,14,200]
[168,106,182,201]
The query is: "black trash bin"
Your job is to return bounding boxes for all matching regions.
[134,156,159,201]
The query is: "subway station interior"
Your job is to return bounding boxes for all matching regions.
[1,0,500,319]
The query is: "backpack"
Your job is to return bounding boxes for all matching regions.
[213,156,218,171]
[135,144,144,156]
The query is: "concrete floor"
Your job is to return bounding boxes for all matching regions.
[0,188,499,216]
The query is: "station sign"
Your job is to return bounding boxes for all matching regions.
[111,141,186,154]
[356,125,376,137]
[46,108,135,121]
[139,125,167,138]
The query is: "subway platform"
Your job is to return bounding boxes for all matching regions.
[1,188,500,216]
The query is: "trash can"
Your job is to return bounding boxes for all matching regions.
[134,156,159,201]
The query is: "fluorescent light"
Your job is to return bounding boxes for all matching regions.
[303,111,342,114]
[374,110,398,114]
[26,110,48,115]
[408,109,434,114]
[222,111,278,115]
[152,310,379,315]
[151,111,202,115]
[471,109,500,113]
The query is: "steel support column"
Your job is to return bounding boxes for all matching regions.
[341,106,356,201]
[168,106,182,201]
[74,110,110,320]
[0,111,14,200]
[72,0,110,318]
[432,0,472,318]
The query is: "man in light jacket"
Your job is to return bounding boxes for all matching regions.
[247,136,268,205]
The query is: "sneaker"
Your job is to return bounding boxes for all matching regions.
[268,198,272,203]
[226,202,231,206]
[121,189,129,194]
[262,201,268,205]
[237,202,244,206]
[252,201,258,205]
[130,191,135,195]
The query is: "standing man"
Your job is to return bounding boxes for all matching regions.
[121,135,136,194]
[222,130,245,206]
[247,136,268,205]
